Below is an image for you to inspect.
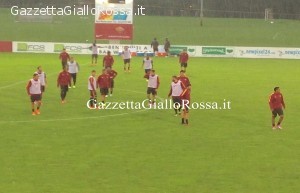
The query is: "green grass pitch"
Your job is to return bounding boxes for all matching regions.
[1,7,300,193]
[0,53,300,193]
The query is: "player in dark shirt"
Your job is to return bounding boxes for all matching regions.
[57,66,71,104]
[269,87,286,130]
[59,48,70,69]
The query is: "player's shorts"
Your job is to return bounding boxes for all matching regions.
[172,96,181,107]
[30,94,41,102]
[60,85,69,92]
[124,59,131,64]
[272,108,284,117]
[70,73,77,79]
[145,69,151,74]
[110,79,114,88]
[41,85,45,92]
[147,87,157,95]
[92,54,98,59]
[100,88,109,95]
[89,90,97,98]
[181,63,188,68]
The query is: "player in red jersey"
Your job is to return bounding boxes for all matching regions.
[57,66,71,104]
[179,49,189,71]
[106,67,118,97]
[178,70,191,125]
[269,87,286,130]
[97,69,111,106]
[88,70,97,108]
[59,48,70,69]
[26,73,42,115]
[103,51,114,69]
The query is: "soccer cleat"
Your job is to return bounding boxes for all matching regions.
[109,94,112,97]
[32,112,36,116]
[174,113,178,116]
[272,126,277,130]
[277,125,282,130]
[61,100,66,104]
[73,86,76,88]
[68,86,71,89]
[105,95,108,98]
[35,110,40,115]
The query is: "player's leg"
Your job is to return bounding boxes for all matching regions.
[61,86,67,103]
[123,60,127,72]
[127,59,131,72]
[30,95,36,115]
[147,88,151,104]
[277,109,284,129]
[185,110,189,125]
[271,110,277,129]
[152,89,157,105]
[73,73,77,88]
[110,80,114,96]
[95,55,98,65]
[181,110,186,124]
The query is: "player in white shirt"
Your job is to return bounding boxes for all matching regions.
[168,76,185,116]
[122,46,131,72]
[90,43,99,66]
[142,55,153,80]
[26,73,42,115]
[35,66,47,93]
[88,70,97,108]
[145,69,160,106]
[68,57,80,88]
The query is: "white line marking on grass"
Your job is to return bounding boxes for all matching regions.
[0,109,148,124]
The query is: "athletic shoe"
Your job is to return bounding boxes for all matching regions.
[109,94,112,97]
[174,113,178,116]
[277,125,282,130]
[105,95,108,98]
[35,110,40,115]
[61,100,66,104]
[68,86,71,89]
[32,112,36,116]
[73,86,76,88]
[272,126,277,130]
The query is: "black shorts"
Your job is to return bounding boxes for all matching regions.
[89,90,97,98]
[124,59,130,64]
[70,73,76,79]
[60,85,69,92]
[100,88,109,95]
[110,79,114,88]
[181,63,188,68]
[145,69,151,74]
[147,87,157,95]
[30,94,41,102]
[172,96,182,105]
[41,85,45,92]
[92,54,98,59]
[272,108,284,117]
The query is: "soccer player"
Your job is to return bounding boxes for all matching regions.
[26,73,42,115]
[179,48,189,71]
[178,70,191,125]
[168,76,185,116]
[164,38,171,56]
[90,42,99,66]
[151,38,159,56]
[142,55,153,79]
[97,69,111,106]
[269,87,286,130]
[103,51,114,69]
[88,70,97,108]
[67,57,80,88]
[107,67,118,97]
[59,48,70,69]
[122,46,131,72]
[35,66,47,93]
[145,69,160,106]
[57,66,71,104]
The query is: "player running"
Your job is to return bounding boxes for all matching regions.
[59,48,70,69]
[57,66,71,104]
[107,67,118,97]
[103,51,114,69]
[26,73,42,115]
[97,69,111,107]
[269,87,286,130]
[142,55,153,79]
[35,66,47,93]
[68,57,80,88]
[179,49,189,71]
[168,76,185,116]
[122,46,131,72]
[178,70,191,125]
[88,70,97,108]
[145,69,160,106]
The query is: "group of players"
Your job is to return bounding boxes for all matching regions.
[25,43,285,128]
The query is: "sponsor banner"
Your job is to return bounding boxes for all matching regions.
[95,0,133,40]
[202,46,235,57]
[0,41,13,52]
[95,23,133,40]
[12,42,53,53]
[236,47,278,58]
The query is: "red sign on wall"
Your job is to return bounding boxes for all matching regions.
[95,24,133,40]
